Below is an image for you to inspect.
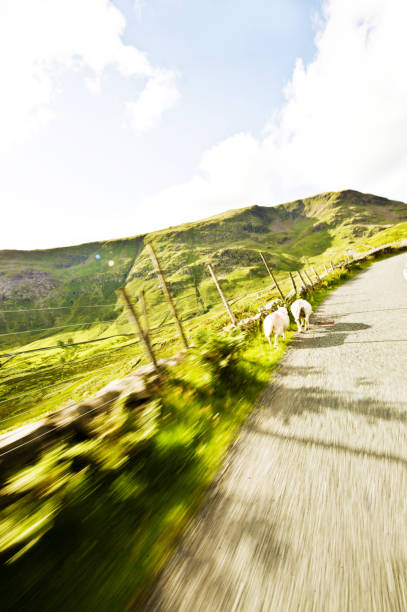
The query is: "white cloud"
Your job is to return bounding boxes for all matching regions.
[0,0,179,148]
[142,0,407,225]
[126,69,180,133]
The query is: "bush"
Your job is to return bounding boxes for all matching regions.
[193,329,246,382]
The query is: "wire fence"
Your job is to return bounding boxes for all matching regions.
[0,340,139,386]
[0,358,131,414]
[0,319,122,338]
[0,240,383,433]
[0,393,123,458]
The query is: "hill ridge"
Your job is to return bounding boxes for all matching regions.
[1,189,402,256]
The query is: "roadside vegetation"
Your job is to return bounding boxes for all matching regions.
[0,257,387,611]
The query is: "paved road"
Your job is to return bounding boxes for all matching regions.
[144,253,407,612]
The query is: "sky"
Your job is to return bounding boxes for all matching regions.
[1,0,407,250]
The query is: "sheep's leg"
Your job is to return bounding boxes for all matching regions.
[305,316,310,330]
[267,335,272,350]
[282,331,286,339]
[274,333,279,348]
[296,318,302,332]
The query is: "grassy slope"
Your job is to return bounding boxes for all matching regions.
[364,221,407,247]
[0,236,145,344]
[1,189,406,431]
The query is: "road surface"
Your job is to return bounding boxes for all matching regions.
[144,252,407,612]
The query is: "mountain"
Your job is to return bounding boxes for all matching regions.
[1,189,407,348]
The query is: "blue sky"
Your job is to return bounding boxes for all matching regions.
[1,0,407,249]
[120,0,321,178]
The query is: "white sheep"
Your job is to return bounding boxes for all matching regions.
[263,306,290,349]
[290,298,312,332]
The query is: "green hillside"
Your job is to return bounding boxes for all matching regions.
[364,221,407,247]
[1,189,406,430]
[0,237,144,346]
[1,189,406,343]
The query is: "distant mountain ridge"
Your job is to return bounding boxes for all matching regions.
[1,189,406,345]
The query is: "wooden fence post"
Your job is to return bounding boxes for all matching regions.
[259,251,274,283]
[289,272,297,294]
[297,270,307,290]
[118,288,159,372]
[259,252,285,301]
[303,270,314,286]
[207,263,237,325]
[312,266,321,282]
[139,289,149,336]
[147,243,189,349]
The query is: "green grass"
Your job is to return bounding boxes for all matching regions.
[0,259,381,611]
[364,221,407,248]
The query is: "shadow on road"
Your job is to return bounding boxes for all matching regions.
[261,381,407,425]
[277,366,323,377]
[343,339,407,344]
[293,321,371,348]
[254,375,407,469]
[330,306,407,316]
[247,424,407,470]
[143,478,290,612]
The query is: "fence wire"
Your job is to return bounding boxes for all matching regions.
[0,242,369,437]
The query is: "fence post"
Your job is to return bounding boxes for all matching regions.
[312,266,321,282]
[303,269,314,286]
[118,288,159,372]
[289,272,297,294]
[297,270,307,289]
[207,263,237,325]
[259,251,274,283]
[259,252,285,301]
[139,289,149,336]
[147,243,189,349]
